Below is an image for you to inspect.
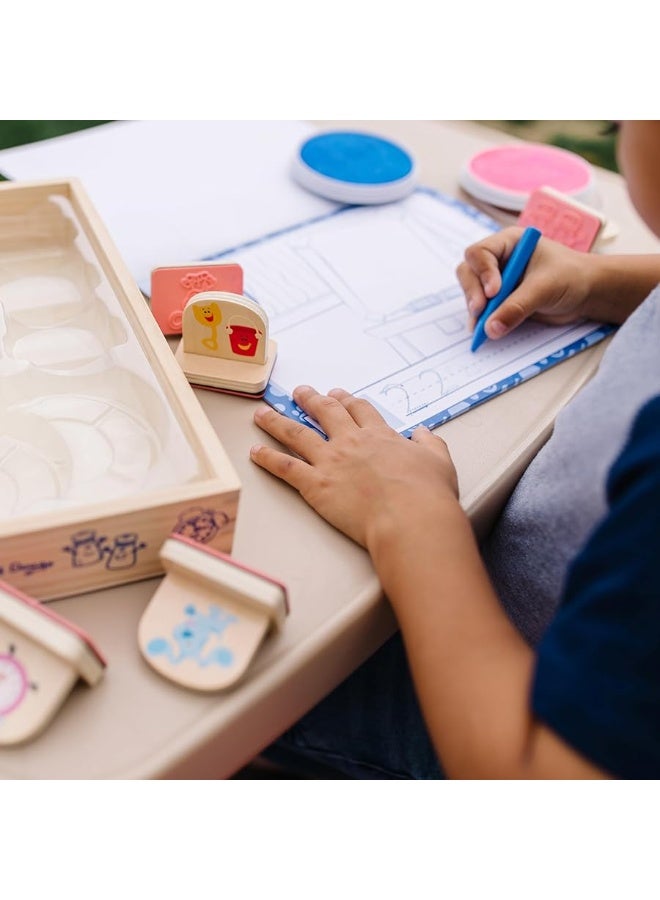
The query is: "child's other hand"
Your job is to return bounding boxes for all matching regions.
[457,227,593,340]
[250,386,459,551]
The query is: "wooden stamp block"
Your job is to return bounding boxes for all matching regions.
[0,579,105,745]
[175,290,277,398]
[138,534,288,691]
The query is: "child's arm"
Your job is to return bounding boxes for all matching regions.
[251,386,608,779]
[457,227,660,341]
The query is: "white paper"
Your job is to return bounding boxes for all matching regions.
[0,120,337,294]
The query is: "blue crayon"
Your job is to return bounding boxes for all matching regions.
[471,226,542,352]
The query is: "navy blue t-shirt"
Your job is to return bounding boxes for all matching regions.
[532,395,660,778]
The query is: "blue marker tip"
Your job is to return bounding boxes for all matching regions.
[470,226,542,352]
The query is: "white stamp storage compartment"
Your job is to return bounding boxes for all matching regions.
[0,180,241,600]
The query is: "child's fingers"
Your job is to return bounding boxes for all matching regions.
[456,260,489,322]
[249,442,313,492]
[292,385,361,435]
[457,228,524,321]
[411,424,443,446]
[484,284,541,339]
[410,425,451,461]
[411,426,459,492]
[253,403,326,462]
[327,387,388,428]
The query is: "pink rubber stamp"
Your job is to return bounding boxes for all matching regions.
[150,262,244,335]
[517,187,605,252]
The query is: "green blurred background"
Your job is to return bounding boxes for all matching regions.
[476,121,618,172]
[0,120,620,172]
[0,121,111,153]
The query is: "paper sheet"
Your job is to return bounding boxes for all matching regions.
[212,190,613,435]
[0,120,337,294]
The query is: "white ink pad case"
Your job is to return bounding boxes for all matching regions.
[292,131,417,204]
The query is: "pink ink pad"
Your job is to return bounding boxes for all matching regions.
[460,143,595,212]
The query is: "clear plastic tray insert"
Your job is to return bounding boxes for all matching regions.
[0,191,202,520]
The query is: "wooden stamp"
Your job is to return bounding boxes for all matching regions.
[174,290,277,398]
[0,579,106,745]
[138,534,288,691]
[517,187,606,252]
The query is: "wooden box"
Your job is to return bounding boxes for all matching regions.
[0,178,241,601]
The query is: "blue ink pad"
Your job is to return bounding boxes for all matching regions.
[292,131,417,204]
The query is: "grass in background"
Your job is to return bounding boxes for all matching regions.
[0,121,111,178]
[0,120,111,151]
[477,120,619,172]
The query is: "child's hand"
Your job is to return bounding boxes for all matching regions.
[457,227,593,340]
[250,385,460,551]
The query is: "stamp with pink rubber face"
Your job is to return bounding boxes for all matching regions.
[150,262,244,335]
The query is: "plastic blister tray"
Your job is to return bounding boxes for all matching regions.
[0,179,241,600]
